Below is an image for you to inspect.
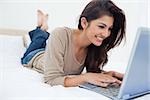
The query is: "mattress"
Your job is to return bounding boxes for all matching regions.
[0,29,108,100]
[0,29,149,100]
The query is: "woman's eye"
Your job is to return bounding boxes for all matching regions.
[98,26,105,29]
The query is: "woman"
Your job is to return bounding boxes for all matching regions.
[21,0,126,87]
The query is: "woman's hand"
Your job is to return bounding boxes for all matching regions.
[103,71,124,81]
[82,73,122,87]
[64,71,123,87]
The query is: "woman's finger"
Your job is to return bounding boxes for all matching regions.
[98,75,117,83]
[99,82,109,88]
[114,72,124,80]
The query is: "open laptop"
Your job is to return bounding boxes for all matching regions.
[79,27,150,100]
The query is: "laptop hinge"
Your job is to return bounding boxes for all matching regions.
[122,94,130,99]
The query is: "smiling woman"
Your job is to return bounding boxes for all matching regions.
[21,0,126,87]
[82,15,114,46]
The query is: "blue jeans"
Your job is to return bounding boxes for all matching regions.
[21,27,50,64]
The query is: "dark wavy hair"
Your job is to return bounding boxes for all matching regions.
[78,0,126,72]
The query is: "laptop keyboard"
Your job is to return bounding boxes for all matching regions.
[96,83,120,97]
[80,83,120,97]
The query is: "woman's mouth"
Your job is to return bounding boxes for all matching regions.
[95,35,103,42]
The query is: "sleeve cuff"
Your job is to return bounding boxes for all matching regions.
[45,76,67,86]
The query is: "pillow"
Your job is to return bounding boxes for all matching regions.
[0,35,25,57]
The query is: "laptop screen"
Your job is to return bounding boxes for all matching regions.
[118,27,150,99]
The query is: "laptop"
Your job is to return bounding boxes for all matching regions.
[79,27,150,100]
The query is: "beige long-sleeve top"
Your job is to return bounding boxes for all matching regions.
[25,27,85,86]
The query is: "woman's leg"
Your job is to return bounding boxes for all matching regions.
[21,10,49,64]
[29,10,49,41]
[23,27,49,58]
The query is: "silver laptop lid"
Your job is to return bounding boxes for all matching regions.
[118,27,150,99]
[148,28,150,90]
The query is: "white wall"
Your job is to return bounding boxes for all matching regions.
[0,0,90,31]
[148,0,150,27]
[0,0,149,72]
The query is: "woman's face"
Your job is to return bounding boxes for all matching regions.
[85,15,114,46]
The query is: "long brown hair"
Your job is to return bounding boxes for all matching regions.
[78,0,126,72]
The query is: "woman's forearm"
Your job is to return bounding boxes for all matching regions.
[64,74,87,87]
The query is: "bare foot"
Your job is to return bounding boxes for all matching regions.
[37,10,44,27]
[41,14,49,31]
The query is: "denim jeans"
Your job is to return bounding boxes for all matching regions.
[21,27,50,64]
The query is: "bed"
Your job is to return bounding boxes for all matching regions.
[0,28,149,100]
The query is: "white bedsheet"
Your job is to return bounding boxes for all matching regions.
[0,35,109,100]
[0,35,149,100]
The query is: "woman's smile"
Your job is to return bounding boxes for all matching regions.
[95,35,103,45]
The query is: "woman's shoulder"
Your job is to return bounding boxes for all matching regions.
[51,27,72,35]
[51,27,73,40]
